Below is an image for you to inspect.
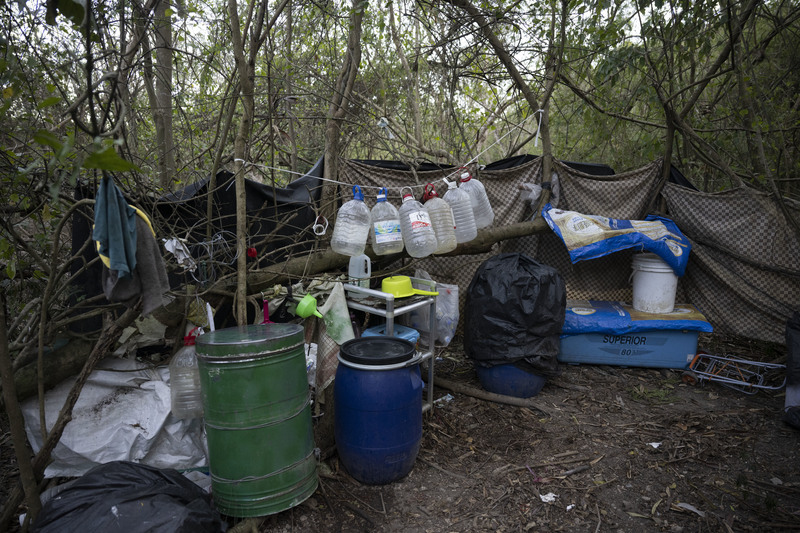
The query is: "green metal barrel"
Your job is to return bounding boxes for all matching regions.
[195,323,317,517]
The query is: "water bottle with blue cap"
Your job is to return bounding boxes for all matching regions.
[331,185,372,256]
[370,187,404,255]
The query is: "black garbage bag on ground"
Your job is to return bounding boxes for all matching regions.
[464,253,566,377]
[32,461,226,533]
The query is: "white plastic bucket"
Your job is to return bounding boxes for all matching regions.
[631,253,678,314]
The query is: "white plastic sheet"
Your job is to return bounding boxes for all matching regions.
[22,358,208,478]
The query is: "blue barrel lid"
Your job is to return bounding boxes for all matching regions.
[340,336,415,366]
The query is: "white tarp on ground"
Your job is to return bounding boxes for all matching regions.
[22,358,208,478]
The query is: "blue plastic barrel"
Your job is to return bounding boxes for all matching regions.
[335,337,422,485]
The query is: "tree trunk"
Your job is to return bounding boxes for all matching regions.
[285,1,299,173]
[229,0,266,324]
[244,215,550,292]
[1,339,96,406]
[388,0,422,144]
[322,0,365,221]
[154,0,177,187]
[0,294,42,523]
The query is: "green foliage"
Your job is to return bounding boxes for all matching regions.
[45,0,86,27]
[83,143,138,173]
[0,237,15,279]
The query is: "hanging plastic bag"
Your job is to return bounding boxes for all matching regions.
[404,269,459,347]
[434,282,459,346]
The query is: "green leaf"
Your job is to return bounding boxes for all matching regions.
[38,96,62,108]
[34,129,63,152]
[6,259,16,280]
[83,146,136,172]
[46,0,86,27]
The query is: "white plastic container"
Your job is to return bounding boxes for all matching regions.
[170,330,203,419]
[331,185,372,257]
[459,171,494,229]
[631,253,678,314]
[370,187,404,255]
[422,183,457,255]
[398,187,438,258]
[347,254,371,299]
[443,177,478,243]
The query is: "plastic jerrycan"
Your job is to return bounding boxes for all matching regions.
[347,254,372,299]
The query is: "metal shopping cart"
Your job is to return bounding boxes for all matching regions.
[682,352,786,395]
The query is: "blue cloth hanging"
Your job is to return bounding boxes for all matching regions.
[93,176,137,278]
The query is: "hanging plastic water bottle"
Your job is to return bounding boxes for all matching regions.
[398,187,438,258]
[370,187,404,255]
[459,171,494,229]
[421,183,457,254]
[442,177,478,243]
[170,327,203,419]
[331,185,372,256]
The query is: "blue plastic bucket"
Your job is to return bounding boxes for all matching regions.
[335,336,422,485]
[475,362,547,398]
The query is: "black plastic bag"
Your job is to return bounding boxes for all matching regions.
[787,311,800,386]
[464,253,566,377]
[32,461,226,533]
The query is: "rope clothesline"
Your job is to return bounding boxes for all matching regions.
[233,109,545,193]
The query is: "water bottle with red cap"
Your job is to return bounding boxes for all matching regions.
[442,176,477,243]
[398,187,438,258]
[170,326,204,419]
[459,170,494,229]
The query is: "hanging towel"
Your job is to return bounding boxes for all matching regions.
[93,176,138,278]
[103,215,171,316]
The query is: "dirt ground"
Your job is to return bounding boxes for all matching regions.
[255,333,799,533]
[2,333,799,532]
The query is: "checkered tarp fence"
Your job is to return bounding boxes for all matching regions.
[338,158,799,344]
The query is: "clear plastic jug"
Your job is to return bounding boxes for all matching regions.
[443,177,478,243]
[331,185,372,256]
[170,327,203,419]
[370,187,404,255]
[398,187,438,258]
[422,183,457,254]
[459,171,494,229]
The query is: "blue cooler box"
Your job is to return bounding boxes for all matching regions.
[362,324,420,345]
[558,300,713,369]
